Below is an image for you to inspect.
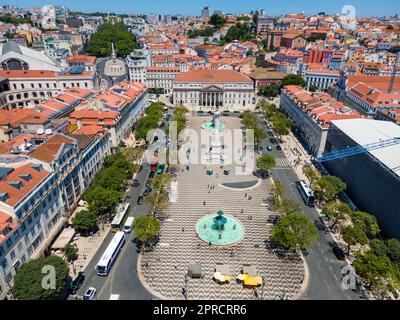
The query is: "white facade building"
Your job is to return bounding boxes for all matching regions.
[173,70,255,111]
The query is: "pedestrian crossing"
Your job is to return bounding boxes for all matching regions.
[275,157,291,168]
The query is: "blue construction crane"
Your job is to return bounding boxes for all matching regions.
[317,137,400,162]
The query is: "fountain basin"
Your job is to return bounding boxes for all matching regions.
[201,121,225,131]
[195,214,244,246]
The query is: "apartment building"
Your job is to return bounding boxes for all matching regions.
[0,131,111,299]
[280,85,361,157]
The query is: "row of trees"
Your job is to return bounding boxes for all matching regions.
[134,102,166,141]
[72,152,137,234]
[268,181,319,251]
[241,110,266,147]
[87,22,137,57]
[257,100,292,140]
[303,166,400,293]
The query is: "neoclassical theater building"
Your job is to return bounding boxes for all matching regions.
[172,70,255,111]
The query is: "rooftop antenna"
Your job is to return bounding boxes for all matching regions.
[388,51,400,93]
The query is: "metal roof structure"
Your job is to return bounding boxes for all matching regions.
[330,119,400,177]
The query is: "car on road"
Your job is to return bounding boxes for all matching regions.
[132,179,140,187]
[267,146,273,151]
[83,287,96,300]
[149,171,155,179]
[143,187,152,196]
[69,271,85,294]
[332,245,346,260]
[276,145,282,151]
[137,196,144,205]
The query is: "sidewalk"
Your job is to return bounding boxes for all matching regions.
[279,131,311,182]
[69,223,111,278]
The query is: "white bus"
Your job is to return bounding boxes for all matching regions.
[111,203,130,232]
[123,217,135,234]
[296,180,315,206]
[95,232,125,276]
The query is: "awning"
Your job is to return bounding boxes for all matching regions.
[51,227,76,250]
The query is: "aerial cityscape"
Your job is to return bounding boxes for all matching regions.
[0,0,400,305]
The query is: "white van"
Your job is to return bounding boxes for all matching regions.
[123,217,135,234]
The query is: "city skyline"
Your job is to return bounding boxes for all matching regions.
[3,0,400,17]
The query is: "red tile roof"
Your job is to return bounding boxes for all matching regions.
[0,70,57,79]
[174,70,252,83]
[29,134,76,163]
[0,163,50,207]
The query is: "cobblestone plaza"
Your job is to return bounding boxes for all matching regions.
[140,116,305,300]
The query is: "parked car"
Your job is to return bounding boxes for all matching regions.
[83,287,96,300]
[69,271,85,294]
[332,245,346,260]
[149,171,155,179]
[137,196,144,205]
[143,187,152,196]
[267,146,273,151]
[276,145,282,151]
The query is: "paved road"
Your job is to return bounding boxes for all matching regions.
[77,162,154,300]
[258,116,362,300]
[76,107,176,300]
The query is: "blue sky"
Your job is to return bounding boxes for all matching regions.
[4,0,400,17]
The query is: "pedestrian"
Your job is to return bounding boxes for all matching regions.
[182,227,185,232]
[240,209,244,214]
[203,201,206,206]
[245,193,247,198]
[209,241,212,247]
[208,190,211,194]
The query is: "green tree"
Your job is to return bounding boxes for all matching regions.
[370,239,388,257]
[354,252,400,290]
[313,175,346,204]
[309,85,318,92]
[258,83,281,98]
[322,201,352,230]
[387,24,394,30]
[302,166,321,185]
[64,244,78,262]
[341,224,368,255]
[350,211,380,239]
[72,210,98,235]
[386,239,400,267]
[146,192,170,217]
[270,112,292,139]
[121,146,144,163]
[209,13,226,28]
[258,101,278,119]
[270,213,319,251]
[133,215,161,251]
[13,255,69,300]
[152,173,171,193]
[84,186,120,218]
[269,181,285,204]
[282,74,307,87]
[87,22,137,57]
[256,154,276,174]
[274,198,300,216]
